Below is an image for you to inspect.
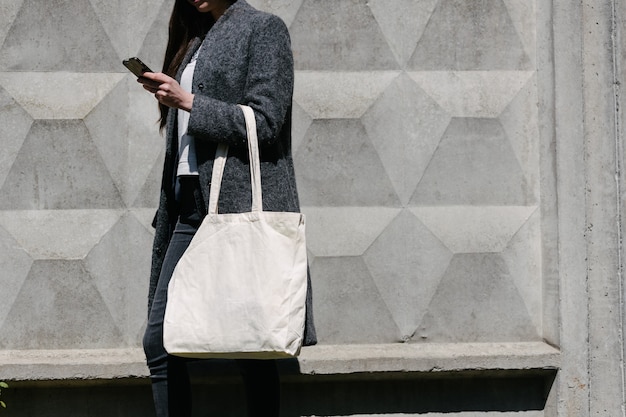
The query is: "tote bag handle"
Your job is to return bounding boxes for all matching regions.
[207,105,262,215]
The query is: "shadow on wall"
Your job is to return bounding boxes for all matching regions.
[4,362,556,417]
[192,360,557,416]
[279,371,556,416]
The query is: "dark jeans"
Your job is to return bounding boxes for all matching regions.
[142,177,280,417]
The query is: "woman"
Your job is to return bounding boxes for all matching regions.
[138,1,316,416]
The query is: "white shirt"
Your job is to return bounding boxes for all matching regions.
[177,49,200,177]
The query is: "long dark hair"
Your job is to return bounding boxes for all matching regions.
[158,0,235,129]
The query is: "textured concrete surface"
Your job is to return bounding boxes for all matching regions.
[0,342,559,381]
[0,0,625,416]
[0,344,557,416]
[0,0,546,351]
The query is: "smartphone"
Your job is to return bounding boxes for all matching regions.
[123,57,153,78]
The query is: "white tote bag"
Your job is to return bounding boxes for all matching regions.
[163,105,307,359]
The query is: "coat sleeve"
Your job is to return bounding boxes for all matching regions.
[186,14,294,146]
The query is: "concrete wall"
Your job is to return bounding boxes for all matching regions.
[0,0,623,416]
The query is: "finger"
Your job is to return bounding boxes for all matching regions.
[139,71,157,80]
[142,84,158,94]
[144,72,172,83]
[155,90,169,102]
[137,77,160,89]
[154,93,167,104]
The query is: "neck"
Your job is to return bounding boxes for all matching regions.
[211,1,232,21]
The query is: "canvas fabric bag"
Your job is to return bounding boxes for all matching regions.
[163,105,307,359]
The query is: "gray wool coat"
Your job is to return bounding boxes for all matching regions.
[149,0,317,346]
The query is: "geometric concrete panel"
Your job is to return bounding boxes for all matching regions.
[363,210,453,340]
[294,71,399,119]
[290,0,400,70]
[85,77,163,207]
[0,224,33,330]
[0,0,23,47]
[0,0,120,71]
[362,73,451,204]
[410,206,538,254]
[0,0,548,364]
[0,210,122,260]
[408,0,531,70]
[411,118,531,205]
[368,0,439,66]
[502,0,537,67]
[291,101,313,154]
[311,256,401,343]
[0,260,124,349]
[501,210,542,332]
[0,120,125,209]
[83,78,129,203]
[408,71,535,118]
[85,212,152,346]
[499,74,540,202]
[0,85,33,186]
[301,206,400,257]
[295,119,400,207]
[126,75,164,137]
[135,0,172,69]
[130,208,158,236]
[89,0,166,59]
[246,0,304,27]
[416,254,540,342]
[0,73,125,119]
[131,150,164,209]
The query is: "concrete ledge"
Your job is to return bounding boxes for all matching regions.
[297,342,559,374]
[0,342,559,382]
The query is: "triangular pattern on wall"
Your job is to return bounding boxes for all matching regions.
[416,253,540,342]
[0,0,120,71]
[501,209,543,333]
[295,119,400,207]
[363,210,453,340]
[502,0,536,66]
[0,225,33,331]
[408,0,531,70]
[411,118,530,205]
[0,260,124,349]
[0,0,23,48]
[0,0,544,348]
[311,256,402,343]
[135,0,172,70]
[362,73,451,204]
[0,209,122,260]
[0,84,33,187]
[368,0,439,66]
[246,0,305,27]
[132,149,165,209]
[89,0,166,59]
[0,73,125,120]
[289,0,399,70]
[85,76,163,207]
[303,207,400,257]
[499,73,540,203]
[85,213,152,345]
[0,120,124,209]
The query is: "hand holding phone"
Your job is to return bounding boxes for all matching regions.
[123,57,153,78]
[125,60,194,111]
